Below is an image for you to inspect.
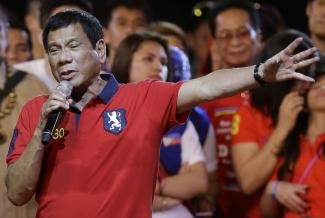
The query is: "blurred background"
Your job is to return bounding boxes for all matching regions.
[0,0,309,34]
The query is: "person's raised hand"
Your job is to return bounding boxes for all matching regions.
[258,37,319,83]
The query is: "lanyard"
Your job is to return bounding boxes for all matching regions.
[298,147,323,184]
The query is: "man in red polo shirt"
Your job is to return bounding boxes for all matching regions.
[5,9,318,218]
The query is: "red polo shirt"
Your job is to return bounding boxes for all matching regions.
[7,74,187,218]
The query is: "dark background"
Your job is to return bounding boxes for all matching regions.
[145,0,309,33]
[0,0,310,34]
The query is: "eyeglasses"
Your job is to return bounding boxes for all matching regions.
[216,28,256,44]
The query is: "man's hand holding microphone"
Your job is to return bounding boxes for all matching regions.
[40,81,73,144]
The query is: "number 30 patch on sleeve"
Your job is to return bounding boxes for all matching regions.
[52,128,65,140]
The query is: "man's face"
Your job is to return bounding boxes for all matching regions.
[307,0,325,39]
[105,6,147,50]
[214,8,260,68]
[47,23,105,91]
[5,28,32,65]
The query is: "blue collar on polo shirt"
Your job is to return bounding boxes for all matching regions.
[98,73,120,104]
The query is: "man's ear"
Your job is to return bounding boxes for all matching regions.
[95,39,106,63]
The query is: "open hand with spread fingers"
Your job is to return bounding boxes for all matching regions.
[257,37,319,83]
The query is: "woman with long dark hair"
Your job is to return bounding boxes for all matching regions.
[260,58,325,218]
[231,29,318,217]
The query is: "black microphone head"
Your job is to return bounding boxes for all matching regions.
[56,80,73,97]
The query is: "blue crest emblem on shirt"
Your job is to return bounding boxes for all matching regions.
[102,109,127,135]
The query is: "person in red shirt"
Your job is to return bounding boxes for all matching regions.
[4,9,318,218]
[232,30,318,218]
[201,1,262,217]
[260,61,325,218]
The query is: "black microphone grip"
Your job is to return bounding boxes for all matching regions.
[41,110,64,144]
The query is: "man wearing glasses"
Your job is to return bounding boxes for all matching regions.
[202,1,262,217]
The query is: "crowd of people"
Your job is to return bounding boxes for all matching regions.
[0,0,324,218]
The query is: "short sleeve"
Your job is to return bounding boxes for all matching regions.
[7,97,44,165]
[143,80,189,132]
[231,104,259,145]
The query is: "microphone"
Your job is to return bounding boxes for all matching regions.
[41,81,73,144]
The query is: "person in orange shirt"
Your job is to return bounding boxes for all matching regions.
[231,29,318,218]
[260,59,325,218]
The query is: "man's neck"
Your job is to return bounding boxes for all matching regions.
[72,76,107,111]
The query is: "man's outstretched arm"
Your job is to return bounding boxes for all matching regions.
[177,37,319,114]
